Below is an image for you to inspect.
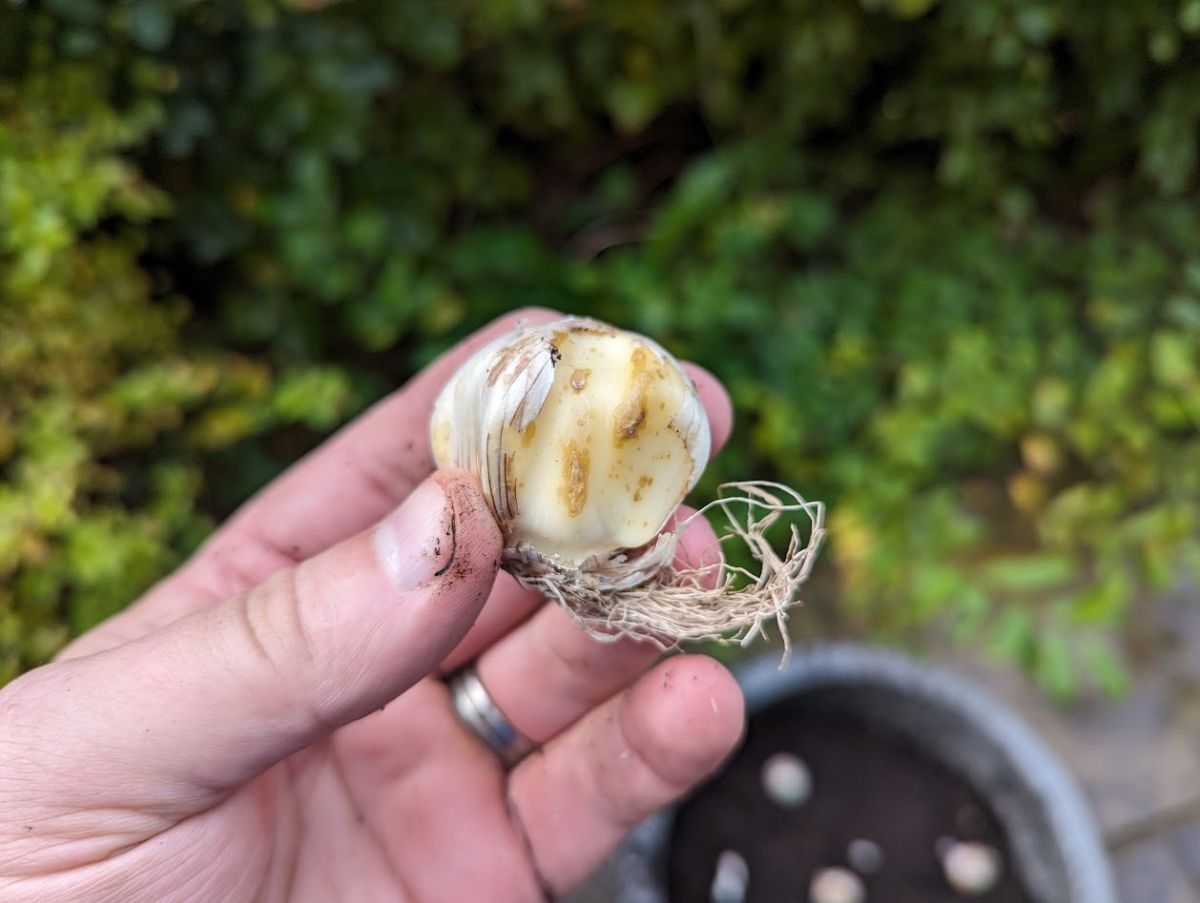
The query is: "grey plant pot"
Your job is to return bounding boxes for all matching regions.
[603,643,1116,903]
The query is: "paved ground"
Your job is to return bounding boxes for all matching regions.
[953,582,1200,902]
[570,586,1200,901]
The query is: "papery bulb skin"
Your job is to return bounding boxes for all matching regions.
[428,317,826,650]
[430,317,710,567]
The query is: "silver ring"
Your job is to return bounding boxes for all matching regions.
[448,665,536,768]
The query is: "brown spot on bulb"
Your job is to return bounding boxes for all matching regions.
[615,405,646,442]
[613,347,653,445]
[633,474,653,503]
[521,421,537,446]
[570,368,591,392]
[560,440,590,518]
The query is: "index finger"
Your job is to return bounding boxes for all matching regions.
[206,307,565,582]
[204,312,731,595]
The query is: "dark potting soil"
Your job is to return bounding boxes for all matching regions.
[667,698,1031,902]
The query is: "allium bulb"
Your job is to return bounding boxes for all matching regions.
[431,317,709,569]
[431,315,825,647]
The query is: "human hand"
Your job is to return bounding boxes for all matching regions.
[0,310,744,902]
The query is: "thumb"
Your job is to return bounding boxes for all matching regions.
[8,471,500,806]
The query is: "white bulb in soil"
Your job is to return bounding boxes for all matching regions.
[941,841,1002,896]
[710,849,750,903]
[809,866,865,903]
[846,838,884,875]
[760,751,813,807]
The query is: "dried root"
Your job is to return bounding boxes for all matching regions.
[505,481,826,654]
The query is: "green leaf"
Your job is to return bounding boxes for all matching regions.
[1150,331,1196,388]
[1079,638,1130,698]
[1034,632,1076,700]
[980,554,1077,594]
[271,367,353,430]
[987,608,1036,666]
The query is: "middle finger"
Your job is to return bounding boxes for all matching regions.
[472,509,724,742]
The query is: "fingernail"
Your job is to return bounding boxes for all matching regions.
[373,479,452,590]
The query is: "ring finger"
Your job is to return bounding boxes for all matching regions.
[472,508,725,743]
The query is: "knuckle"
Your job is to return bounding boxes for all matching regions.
[544,635,598,705]
[353,432,431,505]
[195,525,304,600]
[238,568,317,674]
[0,664,78,796]
[0,664,67,733]
[234,567,329,734]
[0,675,36,756]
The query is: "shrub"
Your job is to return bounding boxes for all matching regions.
[0,12,354,681]
[5,0,1200,693]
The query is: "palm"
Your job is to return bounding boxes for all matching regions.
[159,679,538,902]
[0,312,743,902]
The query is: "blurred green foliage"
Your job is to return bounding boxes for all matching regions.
[5,0,1200,694]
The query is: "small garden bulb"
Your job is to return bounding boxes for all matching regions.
[710,849,750,903]
[761,752,813,807]
[429,315,826,647]
[846,839,884,875]
[431,317,709,566]
[809,866,865,903]
[941,841,1002,896]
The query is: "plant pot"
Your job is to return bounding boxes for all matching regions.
[596,643,1116,903]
